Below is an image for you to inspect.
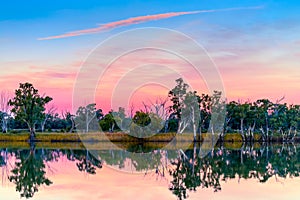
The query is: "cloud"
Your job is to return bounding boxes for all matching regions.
[38,6,263,40]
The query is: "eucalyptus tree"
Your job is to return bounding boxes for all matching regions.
[182,91,200,140]
[75,103,101,132]
[226,101,249,140]
[255,99,273,141]
[198,93,212,135]
[99,111,119,132]
[8,83,52,140]
[168,78,189,120]
[245,102,259,141]
[130,110,151,137]
[0,111,10,133]
[40,105,56,132]
[208,91,226,138]
[270,104,300,141]
[169,78,200,139]
[287,105,300,136]
[62,111,76,132]
[111,107,127,131]
[226,101,239,132]
[142,98,169,132]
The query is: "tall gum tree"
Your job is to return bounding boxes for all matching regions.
[8,83,52,140]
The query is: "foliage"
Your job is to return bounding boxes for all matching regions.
[8,83,52,138]
[132,111,151,127]
[75,103,101,132]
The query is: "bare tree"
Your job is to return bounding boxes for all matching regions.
[143,97,169,121]
[0,91,10,133]
[128,103,135,119]
[142,97,169,132]
[40,104,56,132]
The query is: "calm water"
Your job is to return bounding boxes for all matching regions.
[1,143,300,200]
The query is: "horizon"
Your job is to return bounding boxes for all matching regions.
[1,0,299,113]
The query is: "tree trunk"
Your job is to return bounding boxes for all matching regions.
[41,121,45,132]
[240,118,244,141]
[2,117,8,133]
[29,125,36,142]
[86,122,89,133]
[69,117,75,133]
[164,119,169,133]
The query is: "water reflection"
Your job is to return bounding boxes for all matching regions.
[65,149,103,174]
[168,143,300,199]
[1,147,103,198]
[0,143,299,199]
[8,148,53,198]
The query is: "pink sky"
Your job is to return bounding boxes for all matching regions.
[1,52,299,114]
[1,43,299,114]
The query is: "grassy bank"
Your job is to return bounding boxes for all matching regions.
[0,131,298,143]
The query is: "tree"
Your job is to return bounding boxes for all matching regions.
[0,111,10,133]
[227,101,250,141]
[169,78,200,138]
[169,78,189,120]
[8,83,52,140]
[130,111,152,137]
[142,98,169,132]
[207,91,226,141]
[181,91,200,140]
[62,111,76,133]
[75,103,99,133]
[198,93,212,135]
[133,111,151,127]
[111,107,126,131]
[100,111,119,132]
[270,103,299,141]
[255,99,273,141]
[40,105,56,132]
[0,91,10,133]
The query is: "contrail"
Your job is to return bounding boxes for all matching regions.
[38,6,263,40]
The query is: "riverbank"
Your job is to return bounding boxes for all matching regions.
[0,132,299,143]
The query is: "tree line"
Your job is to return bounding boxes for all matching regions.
[0,80,299,141]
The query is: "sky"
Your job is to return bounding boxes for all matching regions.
[0,0,299,113]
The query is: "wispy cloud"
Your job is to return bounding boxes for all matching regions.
[38,6,263,40]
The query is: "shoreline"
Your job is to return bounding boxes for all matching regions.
[0,132,299,142]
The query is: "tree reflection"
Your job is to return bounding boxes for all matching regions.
[3,148,103,198]
[169,147,221,200]
[168,143,300,199]
[65,149,103,175]
[1,143,300,199]
[8,148,52,198]
[75,150,102,174]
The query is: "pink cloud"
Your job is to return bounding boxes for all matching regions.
[38,6,263,40]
